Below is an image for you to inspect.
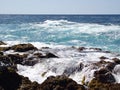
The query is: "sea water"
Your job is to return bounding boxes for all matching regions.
[0,15,120,53]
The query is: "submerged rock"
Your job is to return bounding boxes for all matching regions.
[34,52,58,58]
[78,47,86,51]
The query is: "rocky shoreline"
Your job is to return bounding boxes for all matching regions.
[0,41,120,90]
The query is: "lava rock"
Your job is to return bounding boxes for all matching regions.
[112,58,120,64]
[46,52,58,58]
[90,48,102,51]
[106,63,116,72]
[88,78,120,90]
[0,66,40,90]
[0,52,3,56]
[94,68,115,83]
[0,55,11,65]
[0,47,11,51]
[40,75,85,90]
[7,54,25,64]
[11,44,38,52]
[63,63,84,76]
[99,56,108,60]
[22,60,38,66]
[0,41,6,45]
[78,47,86,51]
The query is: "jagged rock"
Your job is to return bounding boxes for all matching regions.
[112,58,120,64]
[106,63,116,71]
[90,48,102,51]
[34,52,58,58]
[46,53,58,58]
[63,63,84,76]
[0,66,22,90]
[0,54,28,66]
[11,44,38,52]
[34,53,43,58]
[0,52,3,56]
[88,78,120,90]
[78,47,85,51]
[0,47,11,51]
[22,60,38,66]
[99,56,108,60]
[40,75,85,90]
[18,77,40,90]
[0,55,11,65]
[0,41,6,45]
[94,68,115,83]
[0,66,40,90]
[93,60,109,67]
[7,54,25,64]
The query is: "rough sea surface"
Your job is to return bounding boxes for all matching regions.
[0,15,120,53]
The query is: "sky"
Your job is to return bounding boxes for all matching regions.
[0,0,120,14]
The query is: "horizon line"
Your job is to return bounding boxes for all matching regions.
[0,13,120,15]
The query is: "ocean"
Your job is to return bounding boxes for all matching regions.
[0,15,120,84]
[0,15,120,53]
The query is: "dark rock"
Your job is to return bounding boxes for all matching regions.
[0,55,11,65]
[94,68,109,75]
[106,63,116,72]
[78,47,85,51]
[63,63,84,76]
[94,68,115,83]
[7,54,24,64]
[34,52,58,58]
[93,60,109,67]
[45,53,58,58]
[0,52,3,56]
[0,54,27,66]
[99,56,108,60]
[34,53,43,58]
[0,47,11,51]
[41,47,49,49]
[11,44,38,52]
[22,60,38,66]
[40,75,85,90]
[88,78,120,90]
[0,66,40,90]
[0,41,6,45]
[90,48,102,51]
[0,66,22,90]
[112,58,120,64]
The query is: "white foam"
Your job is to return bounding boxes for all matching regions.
[32,20,120,34]
[16,46,118,84]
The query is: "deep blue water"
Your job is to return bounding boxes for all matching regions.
[0,15,120,53]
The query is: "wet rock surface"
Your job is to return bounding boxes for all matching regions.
[11,44,38,52]
[0,41,6,45]
[94,68,116,83]
[40,75,85,90]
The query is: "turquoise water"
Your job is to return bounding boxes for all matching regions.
[0,15,120,53]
